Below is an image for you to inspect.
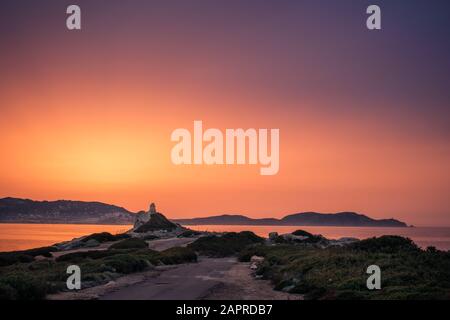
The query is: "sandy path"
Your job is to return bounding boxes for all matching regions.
[204,262,303,300]
[48,257,302,300]
[100,257,236,300]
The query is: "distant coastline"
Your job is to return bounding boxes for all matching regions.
[174,212,408,228]
[0,197,408,227]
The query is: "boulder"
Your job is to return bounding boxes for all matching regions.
[268,232,279,240]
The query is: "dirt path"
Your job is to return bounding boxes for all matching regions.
[100,257,236,300]
[48,257,301,300]
[204,262,303,300]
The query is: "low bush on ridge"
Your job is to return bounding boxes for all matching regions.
[109,238,148,249]
[0,246,58,267]
[188,231,265,257]
[177,230,201,238]
[81,232,130,243]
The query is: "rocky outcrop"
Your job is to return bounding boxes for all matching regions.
[129,203,186,238]
[268,229,359,248]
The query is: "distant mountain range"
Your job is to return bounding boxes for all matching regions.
[174,212,408,227]
[0,197,408,227]
[0,197,134,224]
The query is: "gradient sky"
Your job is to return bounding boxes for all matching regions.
[1,0,449,225]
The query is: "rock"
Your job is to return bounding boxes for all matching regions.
[337,237,359,243]
[283,234,309,242]
[250,255,264,263]
[129,202,186,237]
[268,232,279,240]
[249,256,264,271]
[105,281,116,287]
[84,239,100,248]
[328,237,359,247]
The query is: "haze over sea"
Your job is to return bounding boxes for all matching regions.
[0,224,449,252]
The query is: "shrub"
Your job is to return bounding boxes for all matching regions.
[82,232,130,243]
[56,250,122,262]
[0,246,58,267]
[0,274,48,300]
[188,231,265,257]
[142,235,159,241]
[291,230,314,237]
[109,238,148,250]
[101,254,149,274]
[177,230,201,238]
[349,235,419,253]
[160,247,197,264]
[0,252,34,267]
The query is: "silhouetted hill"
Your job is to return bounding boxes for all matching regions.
[0,197,408,227]
[174,212,407,227]
[0,197,134,224]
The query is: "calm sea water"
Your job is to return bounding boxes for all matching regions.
[0,224,131,252]
[0,223,449,252]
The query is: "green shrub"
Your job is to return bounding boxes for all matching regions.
[109,238,148,250]
[160,247,197,264]
[101,254,149,274]
[142,234,159,241]
[291,230,314,237]
[188,232,265,257]
[177,230,201,238]
[0,253,34,267]
[349,235,419,253]
[82,232,130,243]
[0,246,58,267]
[0,274,48,300]
[56,249,122,262]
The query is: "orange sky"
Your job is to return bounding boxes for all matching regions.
[1,82,449,226]
[1,1,449,226]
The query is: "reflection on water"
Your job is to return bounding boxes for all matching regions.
[0,223,131,252]
[0,223,449,252]
[187,225,450,251]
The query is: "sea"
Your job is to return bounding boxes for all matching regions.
[0,223,449,252]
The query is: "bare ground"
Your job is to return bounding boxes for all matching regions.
[203,262,303,300]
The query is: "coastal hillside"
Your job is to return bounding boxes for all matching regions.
[0,197,407,227]
[0,197,134,224]
[174,212,407,227]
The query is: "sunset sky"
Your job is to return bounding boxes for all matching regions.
[0,1,449,226]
